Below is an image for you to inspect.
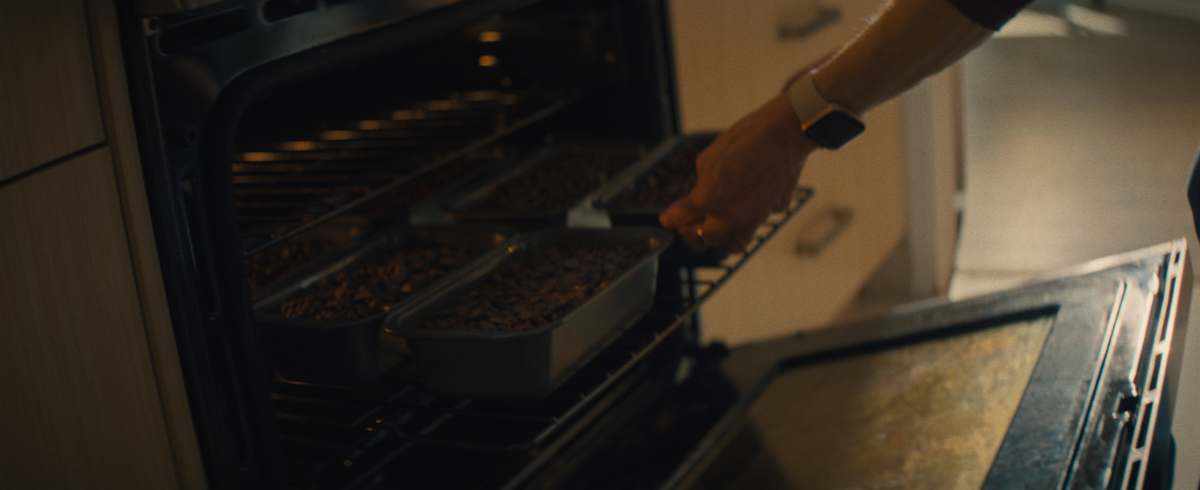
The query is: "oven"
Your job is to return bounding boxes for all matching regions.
[115,1,1192,489]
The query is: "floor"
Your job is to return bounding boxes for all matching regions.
[950,4,1200,488]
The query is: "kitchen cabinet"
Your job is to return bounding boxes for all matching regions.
[0,0,106,181]
[669,0,962,344]
[696,101,907,343]
[0,149,180,490]
[0,1,205,489]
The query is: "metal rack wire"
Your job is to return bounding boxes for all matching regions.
[238,90,581,257]
[269,188,814,490]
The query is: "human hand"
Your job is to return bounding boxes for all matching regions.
[659,93,818,253]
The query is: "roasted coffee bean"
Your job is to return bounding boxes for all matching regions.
[276,244,484,321]
[245,238,339,292]
[358,152,500,217]
[474,146,644,212]
[617,147,699,207]
[423,243,647,332]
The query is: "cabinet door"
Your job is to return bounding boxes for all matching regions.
[669,0,888,132]
[0,149,181,490]
[699,100,906,345]
[0,0,106,181]
[669,0,906,344]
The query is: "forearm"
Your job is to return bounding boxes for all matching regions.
[811,0,994,115]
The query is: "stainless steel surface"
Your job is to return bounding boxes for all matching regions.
[955,9,1200,487]
[384,227,672,398]
[431,141,652,231]
[252,224,516,385]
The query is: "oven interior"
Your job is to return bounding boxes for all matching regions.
[127,0,818,488]
[123,1,1192,489]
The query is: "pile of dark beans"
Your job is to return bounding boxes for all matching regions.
[422,244,646,332]
[276,245,483,320]
[359,152,499,217]
[475,146,644,211]
[617,147,698,208]
[245,238,339,293]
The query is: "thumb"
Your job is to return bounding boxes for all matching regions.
[659,195,705,231]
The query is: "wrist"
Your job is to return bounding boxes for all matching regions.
[785,71,865,150]
[768,93,819,156]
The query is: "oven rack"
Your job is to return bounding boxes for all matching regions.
[270,188,814,490]
[240,90,582,257]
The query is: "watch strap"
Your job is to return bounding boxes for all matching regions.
[786,71,864,149]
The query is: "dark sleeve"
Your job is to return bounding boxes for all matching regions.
[946,0,1037,31]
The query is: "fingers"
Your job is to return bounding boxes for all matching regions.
[661,201,735,253]
[677,223,707,252]
[660,197,706,252]
[660,196,700,230]
[723,223,759,253]
[661,192,772,254]
[771,187,792,213]
[692,218,760,254]
[691,215,739,253]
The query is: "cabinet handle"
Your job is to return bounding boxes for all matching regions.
[778,7,841,40]
[795,207,854,256]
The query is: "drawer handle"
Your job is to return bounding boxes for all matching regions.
[795,207,854,255]
[778,7,841,40]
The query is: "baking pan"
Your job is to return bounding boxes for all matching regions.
[425,142,651,231]
[244,214,372,298]
[254,224,517,385]
[383,227,672,399]
[591,133,714,224]
[357,149,512,226]
[588,133,735,266]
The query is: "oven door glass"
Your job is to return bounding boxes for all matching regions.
[664,240,1190,490]
[689,315,1053,490]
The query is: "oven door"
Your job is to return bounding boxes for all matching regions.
[612,240,1190,490]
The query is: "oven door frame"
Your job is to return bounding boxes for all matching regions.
[662,239,1191,490]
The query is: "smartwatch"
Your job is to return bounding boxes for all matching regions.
[786,71,865,150]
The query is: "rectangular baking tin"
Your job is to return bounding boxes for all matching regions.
[427,142,653,231]
[253,224,517,385]
[245,214,372,301]
[370,154,512,227]
[592,132,718,227]
[589,133,779,266]
[383,227,672,399]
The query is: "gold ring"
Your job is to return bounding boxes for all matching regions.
[697,226,716,246]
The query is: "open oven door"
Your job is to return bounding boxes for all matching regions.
[661,239,1191,490]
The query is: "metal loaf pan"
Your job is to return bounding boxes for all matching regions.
[590,133,731,266]
[383,227,672,399]
[253,224,517,386]
[592,132,717,222]
[244,215,372,299]
[423,142,652,231]
[362,151,512,227]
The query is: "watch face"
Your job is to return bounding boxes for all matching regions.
[805,110,865,150]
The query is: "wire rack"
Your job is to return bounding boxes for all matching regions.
[270,188,814,490]
[237,90,581,257]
